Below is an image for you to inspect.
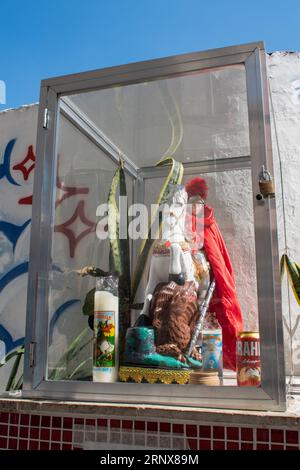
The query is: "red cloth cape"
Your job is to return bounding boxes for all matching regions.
[187,205,244,370]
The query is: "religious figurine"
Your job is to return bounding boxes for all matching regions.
[135,185,197,326]
[129,184,207,367]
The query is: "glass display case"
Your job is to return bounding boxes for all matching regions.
[23,42,285,410]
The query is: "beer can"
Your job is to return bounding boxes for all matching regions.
[236,331,261,386]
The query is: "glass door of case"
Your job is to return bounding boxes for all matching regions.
[23,42,285,410]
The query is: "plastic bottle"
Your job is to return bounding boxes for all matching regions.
[201,313,223,377]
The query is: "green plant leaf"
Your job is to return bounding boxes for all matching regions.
[295,262,300,278]
[82,288,96,316]
[49,328,92,381]
[107,162,122,275]
[105,161,132,356]
[0,345,24,391]
[118,165,131,347]
[69,357,92,380]
[119,162,131,304]
[13,374,23,391]
[0,346,24,368]
[281,254,300,306]
[5,348,24,391]
[158,81,183,159]
[280,254,285,281]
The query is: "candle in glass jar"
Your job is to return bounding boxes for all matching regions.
[93,277,119,383]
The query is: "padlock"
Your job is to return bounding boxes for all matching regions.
[258,165,275,198]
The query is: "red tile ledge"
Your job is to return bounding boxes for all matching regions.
[0,397,300,429]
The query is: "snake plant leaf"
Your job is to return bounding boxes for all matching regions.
[13,374,23,391]
[0,345,24,391]
[69,357,92,380]
[295,262,300,278]
[5,351,23,391]
[281,254,300,306]
[131,156,184,301]
[0,346,24,367]
[119,163,131,302]
[118,163,131,355]
[108,163,122,274]
[82,288,96,316]
[280,254,285,280]
[107,161,131,356]
[107,161,130,287]
[49,328,92,380]
[107,163,131,285]
[82,161,131,334]
[82,163,128,279]
[158,81,183,159]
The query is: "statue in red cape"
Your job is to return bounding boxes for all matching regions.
[185,177,244,370]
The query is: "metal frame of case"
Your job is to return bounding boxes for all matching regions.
[23,41,286,410]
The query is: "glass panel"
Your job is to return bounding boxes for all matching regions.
[67,65,250,167]
[47,65,261,389]
[47,112,133,380]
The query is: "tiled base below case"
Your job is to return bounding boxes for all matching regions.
[0,412,299,450]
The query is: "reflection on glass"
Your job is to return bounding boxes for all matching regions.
[66,65,249,166]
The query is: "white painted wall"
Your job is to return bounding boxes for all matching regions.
[0,52,299,391]
[268,52,300,375]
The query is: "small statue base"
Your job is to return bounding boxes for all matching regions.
[119,366,191,385]
[124,326,202,370]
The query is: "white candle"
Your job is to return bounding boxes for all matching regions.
[93,290,119,383]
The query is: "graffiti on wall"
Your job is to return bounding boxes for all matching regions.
[0,110,95,389]
[0,138,34,367]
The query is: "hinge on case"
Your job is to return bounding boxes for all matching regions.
[29,342,36,368]
[43,107,49,129]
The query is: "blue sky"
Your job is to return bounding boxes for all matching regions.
[0,0,299,110]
